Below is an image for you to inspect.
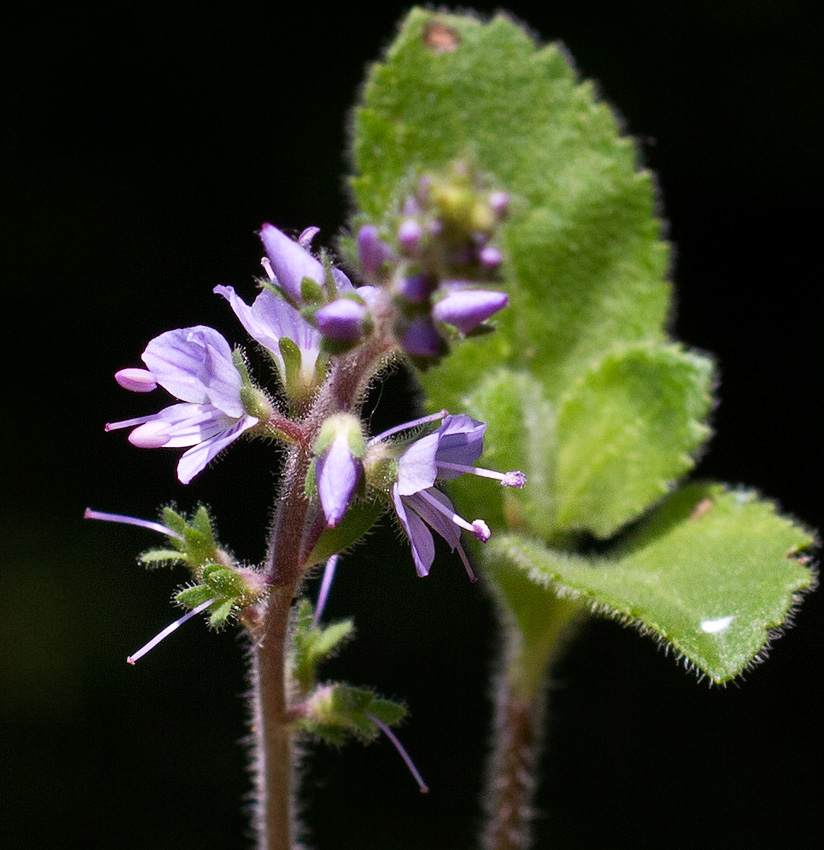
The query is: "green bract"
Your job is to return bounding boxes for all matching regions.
[349,9,815,681]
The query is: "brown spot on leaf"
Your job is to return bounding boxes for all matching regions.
[688,497,714,523]
[422,21,460,53]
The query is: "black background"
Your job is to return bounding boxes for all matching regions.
[2,2,821,849]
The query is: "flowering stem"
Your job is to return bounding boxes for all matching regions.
[251,446,313,850]
[249,313,398,850]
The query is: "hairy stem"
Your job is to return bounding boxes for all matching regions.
[483,596,581,850]
[250,313,398,850]
[252,445,312,850]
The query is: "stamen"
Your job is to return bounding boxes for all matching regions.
[84,508,182,539]
[104,415,153,432]
[471,519,491,543]
[436,462,526,488]
[366,713,428,794]
[260,256,275,281]
[455,541,478,583]
[417,488,480,536]
[312,554,339,628]
[127,598,215,665]
[368,410,448,447]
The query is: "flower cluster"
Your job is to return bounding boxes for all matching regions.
[107,204,523,579]
[354,162,510,363]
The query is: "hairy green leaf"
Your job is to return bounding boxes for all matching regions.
[490,484,815,682]
[554,344,714,537]
[351,8,670,405]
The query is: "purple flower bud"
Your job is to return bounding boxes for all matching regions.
[357,225,387,276]
[316,435,362,527]
[396,274,437,304]
[400,317,442,357]
[432,289,509,334]
[489,191,510,218]
[315,298,368,342]
[115,368,157,393]
[397,219,423,256]
[478,245,502,268]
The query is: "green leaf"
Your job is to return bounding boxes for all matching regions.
[305,499,384,566]
[292,600,355,691]
[176,585,215,608]
[139,548,185,566]
[554,343,714,537]
[451,368,556,536]
[161,507,188,541]
[490,484,815,683]
[351,9,670,405]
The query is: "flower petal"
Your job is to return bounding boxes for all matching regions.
[142,327,244,417]
[176,414,258,484]
[396,433,439,495]
[214,285,321,383]
[403,489,461,551]
[260,223,324,302]
[433,414,485,477]
[392,485,435,577]
[126,403,251,448]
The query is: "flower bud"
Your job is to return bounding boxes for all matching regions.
[397,219,423,256]
[399,317,443,357]
[432,289,508,335]
[315,298,368,342]
[357,225,387,276]
[314,414,365,528]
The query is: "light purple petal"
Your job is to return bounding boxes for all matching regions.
[176,414,258,484]
[434,414,486,478]
[392,485,435,577]
[260,223,324,302]
[432,289,508,335]
[396,433,439,495]
[142,326,244,417]
[316,435,362,527]
[403,489,462,551]
[332,267,355,294]
[214,285,321,383]
[126,402,255,449]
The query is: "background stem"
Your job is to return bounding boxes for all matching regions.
[482,595,582,850]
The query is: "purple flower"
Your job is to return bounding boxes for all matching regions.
[106,326,258,484]
[214,285,322,395]
[369,413,525,578]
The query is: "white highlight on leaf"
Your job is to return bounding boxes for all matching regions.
[699,615,734,634]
